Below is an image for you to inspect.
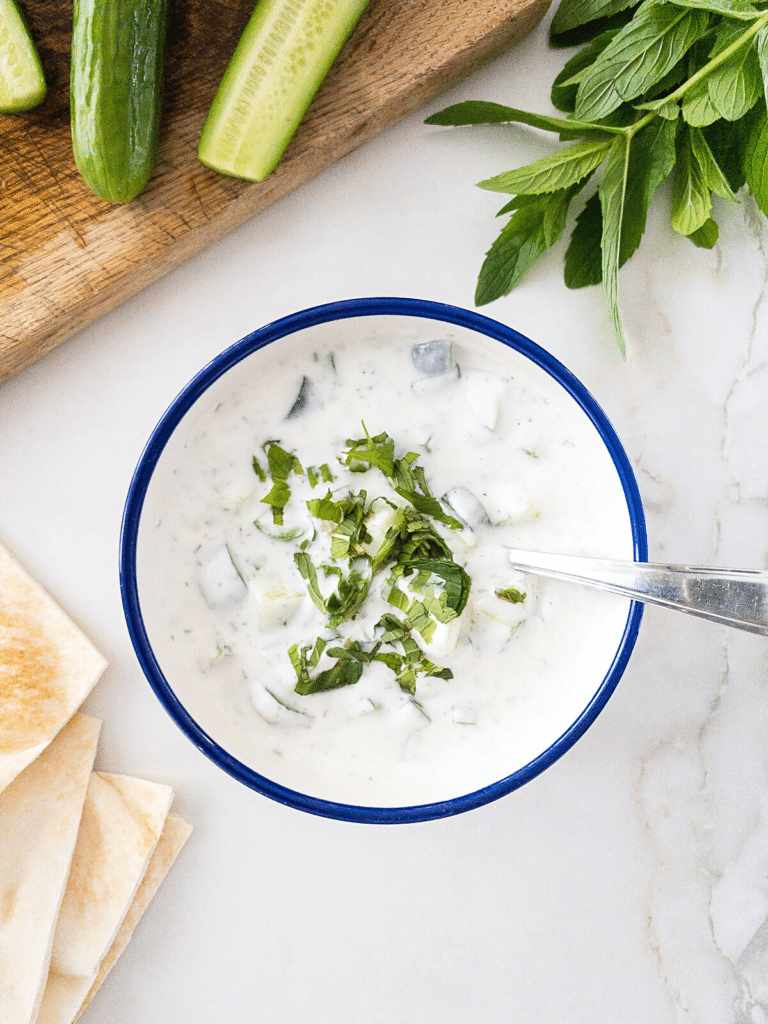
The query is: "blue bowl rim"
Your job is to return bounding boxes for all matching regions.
[119,296,647,824]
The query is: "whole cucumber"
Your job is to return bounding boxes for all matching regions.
[71,0,168,203]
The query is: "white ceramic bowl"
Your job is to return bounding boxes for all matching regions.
[120,297,646,823]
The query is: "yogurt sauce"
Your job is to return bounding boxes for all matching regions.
[138,318,634,807]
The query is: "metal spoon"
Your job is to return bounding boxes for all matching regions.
[506,550,768,635]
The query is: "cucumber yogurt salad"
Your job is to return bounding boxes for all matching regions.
[138,317,634,806]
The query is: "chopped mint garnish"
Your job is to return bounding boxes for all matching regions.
[496,586,527,604]
[254,427,475,696]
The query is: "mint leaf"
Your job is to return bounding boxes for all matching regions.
[341,430,395,477]
[706,36,762,120]
[757,25,768,106]
[477,138,612,195]
[551,0,638,35]
[599,134,632,357]
[621,116,679,261]
[294,641,372,695]
[687,216,720,245]
[564,117,675,290]
[682,80,723,124]
[252,455,266,482]
[476,188,578,305]
[671,124,713,235]
[690,126,734,197]
[575,5,710,121]
[668,0,760,19]
[564,191,603,288]
[702,106,761,188]
[496,587,527,603]
[425,100,620,136]
[744,105,768,213]
[552,32,620,112]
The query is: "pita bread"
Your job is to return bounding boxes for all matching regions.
[0,541,107,795]
[47,771,174,985]
[37,812,192,1024]
[0,713,100,1024]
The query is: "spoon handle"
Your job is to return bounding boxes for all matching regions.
[506,551,768,635]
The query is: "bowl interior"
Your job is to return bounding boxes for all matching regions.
[123,300,645,822]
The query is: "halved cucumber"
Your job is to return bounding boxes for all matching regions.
[0,0,46,112]
[70,0,168,203]
[198,0,370,182]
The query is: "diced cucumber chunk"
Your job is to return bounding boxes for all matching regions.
[364,502,399,558]
[442,487,490,529]
[411,340,454,377]
[0,0,46,112]
[249,570,304,631]
[463,370,509,431]
[200,547,248,606]
[421,613,464,660]
[198,0,370,182]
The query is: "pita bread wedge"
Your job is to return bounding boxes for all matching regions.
[0,541,107,795]
[0,713,100,1024]
[46,772,174,986]
[37,812,192,1024]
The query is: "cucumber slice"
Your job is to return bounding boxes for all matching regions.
[198,0,370,182]
[71,0,168,203]
[0,0,46,112]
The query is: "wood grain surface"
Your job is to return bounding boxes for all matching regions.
[0,0,550,382]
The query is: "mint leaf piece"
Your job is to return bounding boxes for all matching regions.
[551,31,621,111]
[551,0,638,35]
[475,187,578,305]
[757,25,768,106]
[564,191,603,288]
[477,138,612,195]
[496,587,527,603]
[294,641,372,695]
[690,126,734,198]
[622,116,679,261]
[425,100,619,136]
[341,430,395,477]
[687,216,720,245]
[744,105,768,213]
[599,134,632,356]
[682,80,723,125]
[708,49,762,122]
[671,124,713,235]
[702,106,762,188]
[668,0,760,19]
[575,5,710,122]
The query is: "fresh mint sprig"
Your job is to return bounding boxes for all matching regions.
[426,0,768,355]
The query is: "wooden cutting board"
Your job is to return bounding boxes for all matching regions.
[0,0,550,383]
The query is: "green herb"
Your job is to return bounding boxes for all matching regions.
[259,441,303,525]
[268,429,474,697]
[425,0,768,354]
[496,586,527,604]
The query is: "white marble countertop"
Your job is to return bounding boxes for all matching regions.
[2,11,768,1023]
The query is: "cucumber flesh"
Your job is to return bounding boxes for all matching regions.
[71,0,168,204]
[0,0,46,112]
[198,0,369,182]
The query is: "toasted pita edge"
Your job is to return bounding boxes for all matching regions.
[0,712,101,1024]
[76,812,193,1022]
[0,541,107,796]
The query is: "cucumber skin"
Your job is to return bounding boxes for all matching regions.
[198,0,370,183]
[71,0,168,204]
[0,0,47,112]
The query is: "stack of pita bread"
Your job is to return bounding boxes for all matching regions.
[0,540,192,1024]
